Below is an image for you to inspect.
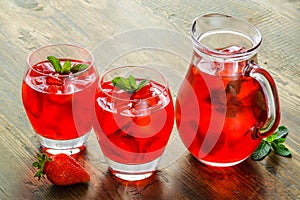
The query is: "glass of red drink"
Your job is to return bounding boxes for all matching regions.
[176,14,280,167]
[22,44,99,155]
[93,66,174,181]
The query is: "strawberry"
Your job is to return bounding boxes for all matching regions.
[33,153,90,186]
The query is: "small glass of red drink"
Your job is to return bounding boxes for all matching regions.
[93,66,174,181]
[176,14,281,167]
[22,44,99,155]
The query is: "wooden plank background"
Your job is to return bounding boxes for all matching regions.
[0,0,299,199]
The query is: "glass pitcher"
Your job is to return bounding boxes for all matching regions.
[175,13,280,167]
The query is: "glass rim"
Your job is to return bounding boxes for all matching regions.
[191,13,262,59]
[99,65,169,102]
[27,44,94,77]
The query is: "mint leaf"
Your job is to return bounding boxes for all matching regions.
[112,77,122,87]
[225,80,242,96]
[254,91,266,111]
[128,75,137,89]
[61,60,71,74]
[275,138,286,144]
[252,125,292,161]
[70,64,89,73]
[47,56,62,73]
[271,140,291,157]
[276,126,288,139]
[112,77,132,91]
[251,140,271,160]
[266,132,278,143]
[112,75,149,93]
[47,56,88,74]
[136,80,149,91]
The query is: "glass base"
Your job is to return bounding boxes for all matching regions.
[38,131,91,155]
[199,157,247,167]
[107,157,160,181]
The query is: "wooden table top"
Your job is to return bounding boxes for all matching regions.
[1,0,299,199]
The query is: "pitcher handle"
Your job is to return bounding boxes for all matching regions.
[243,61,280,138]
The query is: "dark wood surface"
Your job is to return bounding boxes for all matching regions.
[1,0,299,199]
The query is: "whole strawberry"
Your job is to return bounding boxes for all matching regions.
[33,153,90,186]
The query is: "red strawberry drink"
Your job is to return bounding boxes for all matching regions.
[176,46,269,165]
[22,44,99,154]
[176,14,280,167]
[94,66,174,181]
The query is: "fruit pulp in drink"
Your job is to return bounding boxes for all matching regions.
[22,59,98,140]
[176,46,269,164]
[94,80,174,164]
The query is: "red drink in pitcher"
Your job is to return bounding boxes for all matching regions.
[176,14,280,167]
[176,46,270,165]
[94,79,174,164]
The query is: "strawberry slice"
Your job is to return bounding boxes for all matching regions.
[131,84,152,99]
[46,76,63,86]
[131,82,159,106]
[33,153,90,186]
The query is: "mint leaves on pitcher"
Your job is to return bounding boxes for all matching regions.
[112,75,149,93]
[251,126,292,161]
[47,56,89,75]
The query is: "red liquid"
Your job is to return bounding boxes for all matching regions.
[22,59,98,140]
[176,46,269,165]
[94,80,174,164]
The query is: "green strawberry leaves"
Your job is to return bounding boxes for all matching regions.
[33,153,52,180]
[47,56,89,75]
[251,126,292,161]
[112,75,149,93]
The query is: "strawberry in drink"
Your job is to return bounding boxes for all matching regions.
[176,46,272,166]
[22,45,99,154]
[94,78,174,164]
[22,59,98,140]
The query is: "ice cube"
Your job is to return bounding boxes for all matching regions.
[133,100,149,112]
[30,77,44,86]
[34,62,55,74]
[219,45,246,54]
[62,79,75,94]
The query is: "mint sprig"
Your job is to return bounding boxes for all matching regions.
[112,75,149,93]
[47,56,62,73]
[251,126,292,161]
[47,56,89,74]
